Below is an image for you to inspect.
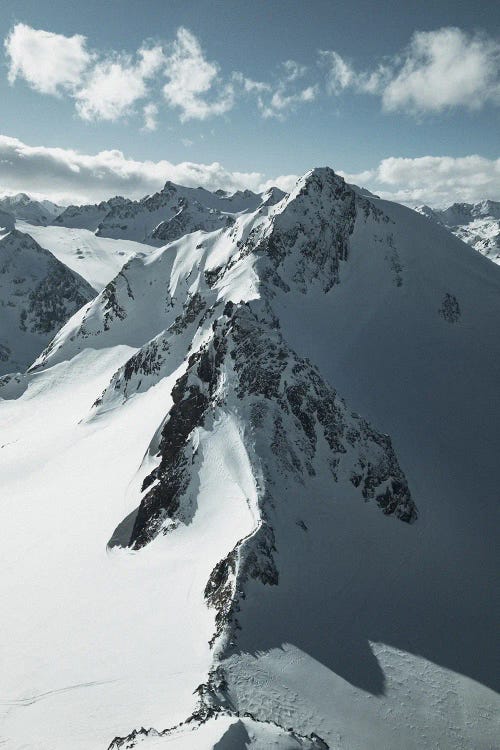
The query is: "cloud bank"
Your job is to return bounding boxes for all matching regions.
[0,135,498,207]
[0,134,298,203]
[343,155,500,206]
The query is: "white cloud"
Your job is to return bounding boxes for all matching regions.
[0,134,291,203]
[162,27,233,121]
[4,24,234,125]
[259,85,318,119]
[321,27,500,114]
[320,50,355,94]
[234,63,318,119]
[142,103,159,132]
[138,46,165,77]
[259,174,300,193]
[76,46,164,122]
[5,22,91,95]
[383,28,500,112]
[281,60,307,82]
[342,155,500,206]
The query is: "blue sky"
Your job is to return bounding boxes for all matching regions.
[0,0,499,205]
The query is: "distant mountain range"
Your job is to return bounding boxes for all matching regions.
[415,199,500,264]
[0,192,63,226]
[53,181,286,245]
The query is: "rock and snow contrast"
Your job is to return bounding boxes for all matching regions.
[1,168,499,749]
[15,220,157,291]
[52,180,285,246]
[0,229,95,374]
[415,199,500,264]
[54,196,133,231]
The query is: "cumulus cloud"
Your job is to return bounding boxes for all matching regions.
[5,23,92,95]
[162,27,233,121]
[281,60,307,82]
[383,28,500,112]
[0,134,295,203]
[3,22,318,126]
[342,155,500,205]
[4,23,233,125]
[321,27,500,113]
[75,47,164,122]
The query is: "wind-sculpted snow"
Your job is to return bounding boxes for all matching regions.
[0,229,95,374]
[2,168,500,750]
[108,711,329,749]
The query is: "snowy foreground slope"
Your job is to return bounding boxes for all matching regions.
[416,199,500,264]
[1,169,499,749]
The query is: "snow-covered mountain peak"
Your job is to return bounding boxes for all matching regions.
[2,167,500,750]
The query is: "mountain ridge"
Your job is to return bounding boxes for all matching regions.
[1,167,499,749]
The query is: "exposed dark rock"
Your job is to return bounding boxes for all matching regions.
[168,292,206,335]
[439,293,461,323]
[129,331,228,548]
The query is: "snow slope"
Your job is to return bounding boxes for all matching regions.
[1,168,499,749]
[416,199,500,264]
[0,229,95,374]
[16,220,157,291]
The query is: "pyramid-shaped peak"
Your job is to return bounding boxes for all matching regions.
[290,166,348,200]
[161,180,179,193]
